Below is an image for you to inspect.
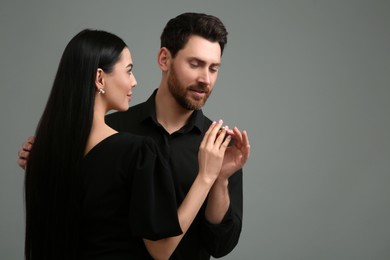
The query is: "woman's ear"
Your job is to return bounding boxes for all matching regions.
[95,68,104,91]
[157,47,171,71]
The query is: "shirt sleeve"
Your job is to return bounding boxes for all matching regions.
[128,138,183,241]
[201,169,243,257]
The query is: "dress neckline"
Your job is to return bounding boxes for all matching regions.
[83,132,120,159]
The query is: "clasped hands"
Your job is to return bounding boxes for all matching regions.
[197,120,250,183]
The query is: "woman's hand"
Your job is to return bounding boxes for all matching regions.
[198,120,231,183]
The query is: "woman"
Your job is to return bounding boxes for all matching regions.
[25,29,230,260]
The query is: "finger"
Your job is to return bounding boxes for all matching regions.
[241,130,251,160]
[27,136,35,144]
[17,158,27,170]
[215,126,228,146]
[200,121,218,149]
[22,142,32,151]
[18,149,29,159]
[206,120,223,137]
[205,120,224,147]
[233,127,243,143]
[220,134,232,151]
[212,120,224,135]
[226,129,234,136]
[226,127,243,148]
[18,149,24,158]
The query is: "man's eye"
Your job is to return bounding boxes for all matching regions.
[210,67,219,73]
[190,63,199,68]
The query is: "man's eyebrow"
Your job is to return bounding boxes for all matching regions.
[188,57,220,67]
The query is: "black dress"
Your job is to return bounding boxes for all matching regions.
[79,132,182,259]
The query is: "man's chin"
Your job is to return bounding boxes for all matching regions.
[188,98,206,109]
[180,101,204,111]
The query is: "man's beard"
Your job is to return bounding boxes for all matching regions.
[167,65,211,111]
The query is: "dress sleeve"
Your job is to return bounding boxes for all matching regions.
[128,138,182,241]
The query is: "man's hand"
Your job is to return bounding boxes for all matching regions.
[219,127,250,180]
[17,136,34,170]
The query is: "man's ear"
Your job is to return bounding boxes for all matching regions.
[95,68,104,90]
[157,47,171,71]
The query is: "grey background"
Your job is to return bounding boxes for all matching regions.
[1,0,389,259]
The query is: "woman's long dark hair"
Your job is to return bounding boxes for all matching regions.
[25,29,127,260]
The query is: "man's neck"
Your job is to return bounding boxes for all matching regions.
[155,87,194,134]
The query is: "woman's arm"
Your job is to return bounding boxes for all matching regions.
[143,120,231,260]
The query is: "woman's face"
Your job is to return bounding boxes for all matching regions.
[102,47,137,111]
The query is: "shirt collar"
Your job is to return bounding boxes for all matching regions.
[141,89,205,134]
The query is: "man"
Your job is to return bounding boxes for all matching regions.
[18,12,250,259]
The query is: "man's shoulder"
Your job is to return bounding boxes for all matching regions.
[202,113,212,123]
[106,101,146,120]
[198,111,213,128]
[105,101,148,131]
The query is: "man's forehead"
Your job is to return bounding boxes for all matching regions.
[180,35,221,63]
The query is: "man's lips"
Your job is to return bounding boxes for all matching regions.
[189,89,206,99]
[189,86,208,94]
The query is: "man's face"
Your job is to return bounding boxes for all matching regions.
[167,35,221,110]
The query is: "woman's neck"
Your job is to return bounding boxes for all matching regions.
[84,103,117,155]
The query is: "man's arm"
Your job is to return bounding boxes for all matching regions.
[205,127,249,223]
[202,170,243,257]
[202,127,250,257]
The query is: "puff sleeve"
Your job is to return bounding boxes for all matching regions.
[128,138,182,241]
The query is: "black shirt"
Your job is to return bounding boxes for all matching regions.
[106,90,243,260]
[80,133,182,259]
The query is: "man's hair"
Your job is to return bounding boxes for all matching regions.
[160,12,228,57]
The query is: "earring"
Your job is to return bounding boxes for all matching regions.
[98,88,105,94]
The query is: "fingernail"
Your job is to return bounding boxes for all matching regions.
[218,119,223,124]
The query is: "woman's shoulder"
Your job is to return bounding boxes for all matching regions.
[84,132,154,160]
[115,132,155,147]
[114,132,166,171]
[111,132,159,156]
